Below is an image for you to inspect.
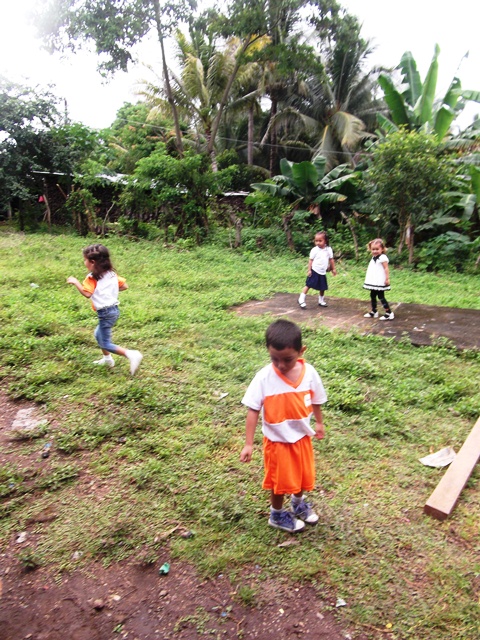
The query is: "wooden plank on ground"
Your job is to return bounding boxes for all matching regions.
[424,417,480,520]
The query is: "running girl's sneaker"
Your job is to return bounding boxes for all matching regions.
[363,311,378,318]
[298,298,307,309]
[93,356,115,367]
[379,312,395,321]
[268,509,305,533]
[126,350,143,375]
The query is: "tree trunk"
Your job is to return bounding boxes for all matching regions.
[205,130,218,172]
[229,212,243,247]
[7,202,12,220]
[407,223,415,264]
[208,35,261,157]
[247,105,254,165]
[340,210,359,261]
[152,0,183,156]
[269,96,278,176]
[282,211,295,251]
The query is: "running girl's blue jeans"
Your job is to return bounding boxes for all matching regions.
[94,305,120,353]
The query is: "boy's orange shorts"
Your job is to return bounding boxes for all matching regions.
[262,435,315,495]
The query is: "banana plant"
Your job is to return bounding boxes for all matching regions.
[251,156,357,249]
[377,45,480,140]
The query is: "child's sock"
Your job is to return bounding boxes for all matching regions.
[318,295,324,303]
[270,506,283,514]
[299,292,306,303]
[291,495,303,506]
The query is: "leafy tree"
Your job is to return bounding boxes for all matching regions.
[377,45,480,140]
[120,146,216,240]
[37,0,197,154]
[100,102,175,173]
[0,76,61,217]
[367,129,453,263]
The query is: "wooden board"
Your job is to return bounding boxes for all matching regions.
[424,417,480,520]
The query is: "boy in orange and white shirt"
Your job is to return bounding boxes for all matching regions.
[240,319,327,533]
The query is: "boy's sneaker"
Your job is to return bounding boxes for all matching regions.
[363,311,378,318]
[126,350,143,375]
[298,298,307,309]
[292,500,319,525]
[379,312,395,321]
[93,356,114,367]
[268,509,305,533]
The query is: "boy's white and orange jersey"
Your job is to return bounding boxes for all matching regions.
[81,270,126,311]
[241,359,327,443]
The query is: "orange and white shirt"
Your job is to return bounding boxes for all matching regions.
[81,271,126,311]
[241,359,327,443]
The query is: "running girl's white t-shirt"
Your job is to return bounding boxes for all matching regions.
[241,360,327,443]
[82,271,126,311]
[310,246,333,275]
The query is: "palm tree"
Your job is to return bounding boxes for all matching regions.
[262,19,381,170]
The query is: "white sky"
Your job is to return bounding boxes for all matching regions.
[0,0,478,130]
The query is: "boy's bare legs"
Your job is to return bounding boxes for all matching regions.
[271,491,284,510]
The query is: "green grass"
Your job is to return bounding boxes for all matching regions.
[0,229,479,639]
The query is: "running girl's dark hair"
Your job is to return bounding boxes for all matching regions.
[83,244,114,280]
[315,230,329,246]
[266,319,302,352]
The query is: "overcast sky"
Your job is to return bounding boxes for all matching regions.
[0,0,478,130]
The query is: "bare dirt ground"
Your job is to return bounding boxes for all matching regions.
[0,392,360,640]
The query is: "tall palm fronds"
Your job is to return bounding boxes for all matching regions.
[280,34,382,170]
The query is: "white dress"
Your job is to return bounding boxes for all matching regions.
[363,254,390,291]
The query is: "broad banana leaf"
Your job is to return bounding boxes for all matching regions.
[312,155,327,180]
[441,77,462,110]
[378,74,410,126]
[321,174,357,190]
[434,104,456,140]
[291,162,318,194]
[313,193,347,204]
[399,51,422,107]
[323,164,350,181]
[376,113,399,136]
[462,89,480,102]
[414,44,440,124]
[279,158,294,180]
[251,182,286,197]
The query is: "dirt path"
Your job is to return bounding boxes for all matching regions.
[233,294,480,350]
[0,392,359,640]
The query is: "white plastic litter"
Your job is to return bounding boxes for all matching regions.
[419,446,456,468]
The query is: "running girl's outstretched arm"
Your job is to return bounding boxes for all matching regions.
[66,277,92,298]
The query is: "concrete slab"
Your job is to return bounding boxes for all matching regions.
[232,294,480,351]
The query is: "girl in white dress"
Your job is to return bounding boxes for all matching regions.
[363,238,394,321]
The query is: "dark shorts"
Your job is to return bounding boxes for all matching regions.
[305,271,328,291]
